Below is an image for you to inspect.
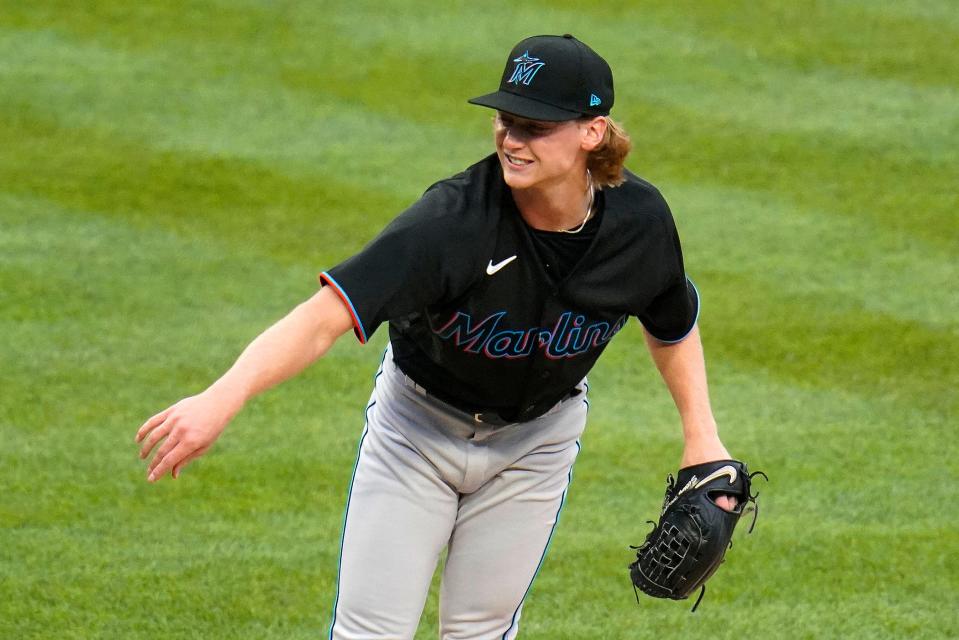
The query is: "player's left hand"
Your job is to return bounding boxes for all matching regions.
[714,494,737,511]
[629,458,764,609]
[680,432,737,511]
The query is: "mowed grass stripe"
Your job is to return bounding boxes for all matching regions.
[3,520,333,639]
[0,26,488,192]
[3,6,955,159]
[2,19,954,255]
[673,184,957,329]
[0,112,412,266]
[0,190,378,390]
[846,0,959,29]
[633,107,957,252]
[701,270,956,417]
[614,40,957,161]
[1,0,495,133]
[566,0,959,89]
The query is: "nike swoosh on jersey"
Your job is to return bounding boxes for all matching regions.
[486,255,517,275]
[693,465,738,489]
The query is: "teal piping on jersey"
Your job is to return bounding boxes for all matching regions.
[327,350,387,639]
[648,277,701,345]
[319,271,369,344]
[502,438,583,640]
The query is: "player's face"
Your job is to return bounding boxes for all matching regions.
[493,112,597,190]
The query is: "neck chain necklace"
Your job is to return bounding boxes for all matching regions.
[561,170,595,234]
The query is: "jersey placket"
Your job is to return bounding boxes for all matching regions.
[512,202,603,420]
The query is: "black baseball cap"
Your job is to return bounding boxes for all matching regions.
[468,34,614,122]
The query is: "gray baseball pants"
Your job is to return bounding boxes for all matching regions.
[328,345,588,640]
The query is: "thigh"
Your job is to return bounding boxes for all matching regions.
[330,396,459,640]
[439,409,585,640]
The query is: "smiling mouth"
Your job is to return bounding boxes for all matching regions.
[505,153,533,167]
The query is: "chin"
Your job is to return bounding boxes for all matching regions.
[498,157,537,189]
[502,172,532,190]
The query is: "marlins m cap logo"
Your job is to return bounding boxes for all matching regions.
[508,51,545,86]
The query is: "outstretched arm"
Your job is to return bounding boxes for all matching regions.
[644,324,736,509]
[135,286,355,482]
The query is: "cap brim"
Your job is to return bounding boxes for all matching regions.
[468,90,583,122]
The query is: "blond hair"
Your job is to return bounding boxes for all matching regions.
[586,117,632,188]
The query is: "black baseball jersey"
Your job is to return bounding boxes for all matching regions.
[320,154,699,423]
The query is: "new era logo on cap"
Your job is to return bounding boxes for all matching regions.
[589,94,602,106]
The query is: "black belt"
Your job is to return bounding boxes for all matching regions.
[426,387,516,427]
[399,368,579,427]
[394,366,520,426]
[471,387,581,426]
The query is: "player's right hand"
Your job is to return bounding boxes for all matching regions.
[135,390,241,482]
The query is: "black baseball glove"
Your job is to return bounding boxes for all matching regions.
[628,459,766,611]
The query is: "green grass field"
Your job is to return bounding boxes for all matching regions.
[1,1,956,638]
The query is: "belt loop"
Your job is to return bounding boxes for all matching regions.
[401,371,428,397]
[407,376,424,395]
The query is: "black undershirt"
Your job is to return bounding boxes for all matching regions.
[526,194,604,282]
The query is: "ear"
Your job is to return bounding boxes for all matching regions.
[580,116,607,152]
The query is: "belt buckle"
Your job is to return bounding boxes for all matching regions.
[474,411,509,427]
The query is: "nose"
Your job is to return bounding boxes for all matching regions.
[501,126,524,149]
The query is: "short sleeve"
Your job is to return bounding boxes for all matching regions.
[637,276,700,343]
[319,184,477,343]
[636,208,700,343]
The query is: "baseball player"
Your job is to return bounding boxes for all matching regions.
[136,34,735,639]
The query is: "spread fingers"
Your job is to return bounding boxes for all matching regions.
[139,421,173,459]
[136,406,175,443]
[148,441,191,483]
